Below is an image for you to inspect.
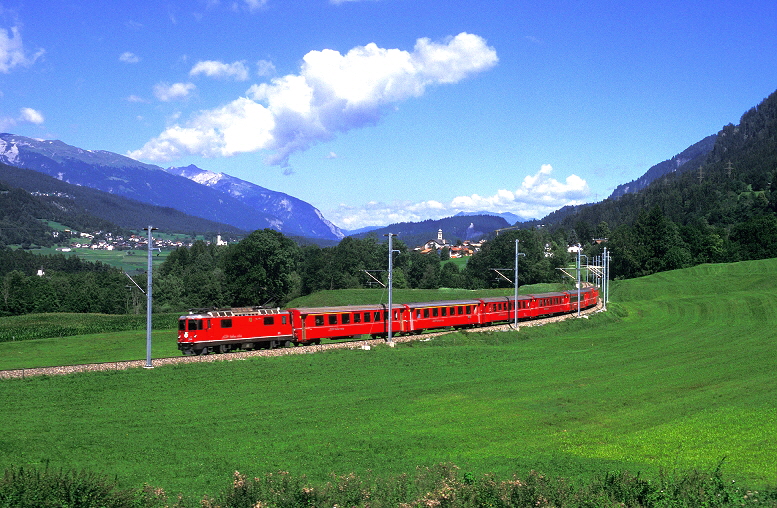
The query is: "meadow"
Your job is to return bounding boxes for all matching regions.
[0,260,775,505]
[32,246,170,273]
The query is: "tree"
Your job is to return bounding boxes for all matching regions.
[609,206,691,278]
[406,250,440,289]
[464,229,563,288]
[224,229,301,307]
[729,214,777,261]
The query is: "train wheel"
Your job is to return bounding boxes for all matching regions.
[283,340,293,348]
[217,344,229,354]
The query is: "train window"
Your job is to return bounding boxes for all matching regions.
[383,311,388,321]
[221,319,233,328]
[364,312,371,322]
[178,320,185,331]
[342,314,351,325]
[433,308,439,317]
[354,313,361,323]
[263,316,274,325]
[441,307,447,316]
[315,315,324,326]
[282,316,287,325]
[423,308,429,318]
[328,314,338,325]
[375,311,382,321]
[458,306,463,315]
[466,306,472,314]
[187,319,203,331]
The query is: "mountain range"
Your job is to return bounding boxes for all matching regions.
[0,134,343,241]
[3,83,773,248]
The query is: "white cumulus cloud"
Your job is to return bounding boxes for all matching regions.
[190,60,249,81]
[0,107,46,130]
[0,26,44,73]
[153,82,196,101]
[119,51,140,63]
[326,165,590,230]
[129,32,497,164]
[19,107,44,124]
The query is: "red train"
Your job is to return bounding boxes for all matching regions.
[177,287,599,355]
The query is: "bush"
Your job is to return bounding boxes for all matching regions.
[0,465,135,508]
[205,463,777,507]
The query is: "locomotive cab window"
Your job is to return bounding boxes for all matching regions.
[187,319,203,331]
[178,320,185,331]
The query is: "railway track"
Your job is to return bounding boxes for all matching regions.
[0,301,603,380]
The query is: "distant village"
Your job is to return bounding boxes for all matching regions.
[53,227,594,258]
[415,229,483,257]
[53,226,487,257]
[53,230,228,253]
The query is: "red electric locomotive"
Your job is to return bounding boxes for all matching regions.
[178,307,293,355]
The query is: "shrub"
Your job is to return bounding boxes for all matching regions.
[0,465,135,508]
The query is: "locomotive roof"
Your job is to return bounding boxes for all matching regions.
[180,307,284,318]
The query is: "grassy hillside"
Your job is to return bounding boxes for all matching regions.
[0,259,775,502]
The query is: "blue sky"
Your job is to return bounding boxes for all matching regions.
[2,0,776,230]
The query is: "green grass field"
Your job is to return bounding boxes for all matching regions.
[0,260,775,502]
[31,246,169,273]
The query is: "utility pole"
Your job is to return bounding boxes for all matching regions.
[143,226,157,368]
[577,250,588,317]
[603,247,610,310]
[514,239,525,327]
[384,233,399,344]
